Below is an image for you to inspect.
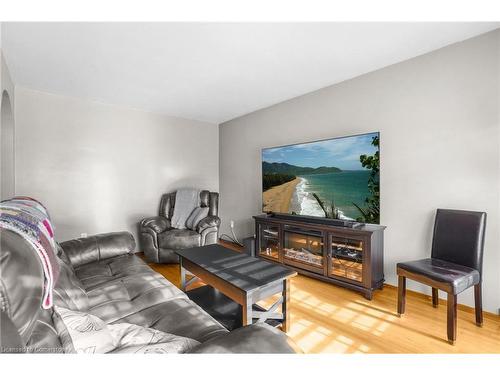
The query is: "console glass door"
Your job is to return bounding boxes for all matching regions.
[258,223,280,260]
[330,236,363,282]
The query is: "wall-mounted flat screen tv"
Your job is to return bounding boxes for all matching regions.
[262,132,380,224]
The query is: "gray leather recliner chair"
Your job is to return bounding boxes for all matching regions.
[139,190,220,263]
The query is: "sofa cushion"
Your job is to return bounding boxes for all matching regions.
[55,251,189,325]
[111,298,228,343]
[158,229,200,250]
[86,272,187,323]
[74,254,154,289]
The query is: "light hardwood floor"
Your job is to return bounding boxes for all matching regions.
[139,244,500,354]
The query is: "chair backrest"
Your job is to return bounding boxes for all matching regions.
[431,209,486,275]
[159,190,219,219]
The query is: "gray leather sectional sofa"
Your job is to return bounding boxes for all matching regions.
[0,229,298,353]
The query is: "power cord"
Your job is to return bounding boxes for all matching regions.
[219,221,243,246]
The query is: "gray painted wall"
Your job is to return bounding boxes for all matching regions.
[219,30,500,312]
[14,87,219,242]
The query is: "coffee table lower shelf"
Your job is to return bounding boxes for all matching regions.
[186,285,282,331]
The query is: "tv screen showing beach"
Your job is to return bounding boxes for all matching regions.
[262,132,380,224]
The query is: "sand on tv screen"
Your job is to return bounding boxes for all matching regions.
[262,132,380,224]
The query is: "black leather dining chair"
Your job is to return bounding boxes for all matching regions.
[396,209,486,345]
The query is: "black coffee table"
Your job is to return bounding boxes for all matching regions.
[176,244,297,332]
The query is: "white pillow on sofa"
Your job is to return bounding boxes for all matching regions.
[53,306,116,353]
[53,306,199,354]
[108,323,199,354]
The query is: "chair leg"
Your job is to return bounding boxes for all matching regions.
[447,293,457,345]
[397,275,406,316]
[474,284,483,327]
[432,288,439,308]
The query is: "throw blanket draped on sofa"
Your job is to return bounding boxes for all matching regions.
[0,197,60,309]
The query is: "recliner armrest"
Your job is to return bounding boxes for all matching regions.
[197,216,220,233]
[140,216,170,233]
[189,323,301,353]
[59,231,136,268]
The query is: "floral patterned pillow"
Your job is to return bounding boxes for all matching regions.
[53,306,115,353]
[107,323,200,354]
[53,306,200,354]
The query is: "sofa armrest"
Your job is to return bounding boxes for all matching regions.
[189,323,301,353]
[1,311,23,352]
[59,231,136,268]
[197,216,221,233]
[140,216,170,233]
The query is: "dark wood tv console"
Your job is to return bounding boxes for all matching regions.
[253,214,386,300]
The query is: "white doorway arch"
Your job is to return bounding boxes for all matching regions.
[1,90,15,200]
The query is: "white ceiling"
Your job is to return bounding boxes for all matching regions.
[2,22,498,124]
